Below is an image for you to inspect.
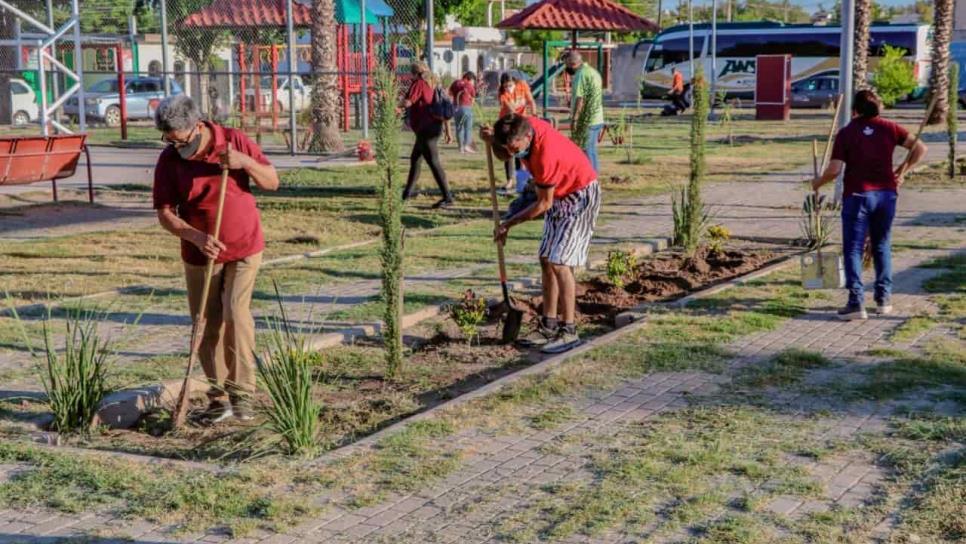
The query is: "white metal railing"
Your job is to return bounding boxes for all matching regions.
[0,0,85,136]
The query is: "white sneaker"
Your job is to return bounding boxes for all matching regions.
[875,302,893,315]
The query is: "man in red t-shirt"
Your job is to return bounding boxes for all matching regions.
[449,71,477,153]
[485,114,601,354]
[152,95,279,423]
[810,90,926,321]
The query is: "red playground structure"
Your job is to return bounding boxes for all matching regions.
[183,0,397,135]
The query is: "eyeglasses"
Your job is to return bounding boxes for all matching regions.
[161,125,198,147]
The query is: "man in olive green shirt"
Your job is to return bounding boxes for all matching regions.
[565,50,604,173]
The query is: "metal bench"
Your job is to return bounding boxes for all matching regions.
[0,135,94,203]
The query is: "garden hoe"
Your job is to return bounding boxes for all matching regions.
[485,139,524,344]
[173,143,232,429]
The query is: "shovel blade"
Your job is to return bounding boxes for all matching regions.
[501,306,524,344]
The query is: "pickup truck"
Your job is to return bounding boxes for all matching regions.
[242,75,312,113]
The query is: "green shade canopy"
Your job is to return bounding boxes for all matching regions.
[336,0,383,24]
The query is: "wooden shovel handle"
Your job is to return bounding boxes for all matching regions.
[484,139,509,283]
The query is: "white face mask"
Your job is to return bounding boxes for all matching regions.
[506,85,515,94]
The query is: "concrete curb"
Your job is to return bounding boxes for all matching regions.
[95,377,210,430]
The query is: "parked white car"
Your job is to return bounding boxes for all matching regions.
[243,75,312,113]
[10,78,39,126]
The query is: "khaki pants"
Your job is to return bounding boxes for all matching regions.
[184,252,262,401]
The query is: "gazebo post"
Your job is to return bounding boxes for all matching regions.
[542,39,549,118]
[271,44,279,131]
[239,43,247,129]
[571,30,577,48]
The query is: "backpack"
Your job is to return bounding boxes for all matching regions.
[429,86,456,121]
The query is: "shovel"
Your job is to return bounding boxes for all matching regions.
[485,139,524,344]
[173,143,232,428]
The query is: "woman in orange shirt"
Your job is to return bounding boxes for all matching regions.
[497,74,536,192]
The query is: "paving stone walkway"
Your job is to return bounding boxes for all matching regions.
[0,142,963,542]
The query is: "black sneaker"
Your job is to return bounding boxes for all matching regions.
[431,198,455,209]
[518,318,558,348]
[199,399,233,425]
[837,304,868,321]
[541,328,582,354]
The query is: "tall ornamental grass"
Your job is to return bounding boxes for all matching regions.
[40,308,113,434]
[255,286,321,456]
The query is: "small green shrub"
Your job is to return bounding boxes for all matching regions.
[255,283,322,456]
[40,308,114,434]
[571,81,601,152]
[872,45,917,107]
[716,90,735,146]
[606,250,637,289]
[707,224,731,255]
[449,290,488,345]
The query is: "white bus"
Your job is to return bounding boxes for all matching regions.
[640,21,931,100]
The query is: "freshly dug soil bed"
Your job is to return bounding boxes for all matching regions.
[55,320,529,462]
[10,243,790,462]
[525,247,778,324]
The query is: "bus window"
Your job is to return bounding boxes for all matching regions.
[644,48,665,72]
[716,32,839,57]
[868,31,916,56]
[649,37,705,69]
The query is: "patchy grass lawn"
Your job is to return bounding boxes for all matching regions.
[2,107,830,308]
[1,267,963,539]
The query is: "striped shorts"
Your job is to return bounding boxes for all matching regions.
[539,181,601,267]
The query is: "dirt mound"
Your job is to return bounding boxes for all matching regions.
[569,248,773,322]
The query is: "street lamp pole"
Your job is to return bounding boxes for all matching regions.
[837,0,855,200]
[687,0,694,78]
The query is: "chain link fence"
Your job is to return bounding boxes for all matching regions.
[0,0,430,152]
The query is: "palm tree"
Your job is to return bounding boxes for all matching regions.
[929,0,954,124]
[309,0,345,152]
[853,0,872,91]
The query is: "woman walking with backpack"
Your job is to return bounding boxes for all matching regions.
[402,62,454,209]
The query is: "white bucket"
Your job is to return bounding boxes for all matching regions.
[800,250,845,290]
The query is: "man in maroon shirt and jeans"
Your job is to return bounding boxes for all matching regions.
[153,95,280,423]
[810,90,927,320]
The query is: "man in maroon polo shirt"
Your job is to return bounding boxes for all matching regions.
[810,90,927,321]
[152,95,279,423]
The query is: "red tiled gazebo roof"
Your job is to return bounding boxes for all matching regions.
[497,0,659,32]
[182,0,311,28]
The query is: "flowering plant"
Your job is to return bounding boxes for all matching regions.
[356,140,374,161]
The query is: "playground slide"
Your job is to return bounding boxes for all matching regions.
[530,62,565,99]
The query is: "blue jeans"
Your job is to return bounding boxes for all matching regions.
[455,106,473,149]
[841,190,897,307]
[585,124,603,173]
